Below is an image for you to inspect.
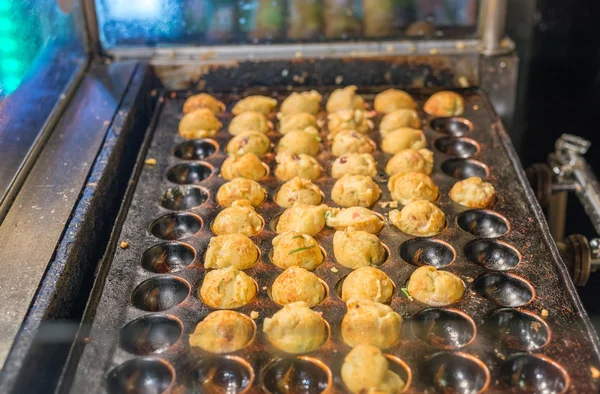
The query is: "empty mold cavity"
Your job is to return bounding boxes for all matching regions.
[430,117,473,137]
[385,355,412,392]
[150,212,202,240]
[464,239,520,271]
[166,162,213,184]
[441,159,489,179]
[422,352,490,394]
[187,356,254,394]
[400,238,455,268]
[434,137,479,158]
[261,357,331,394]
[120,314,182,355]
[412,308,476,349]
[474,273,534,307]
[486,308,550,351]
[106,358,174,394]
[141,242,196,273]
[173,139,218,160]
[159,186,208,210]
[457,210,509,238]
[131,276,190,312]
[500,354,569,394]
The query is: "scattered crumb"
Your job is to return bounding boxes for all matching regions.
[464,277,473,283]
[250,311,259,319]
[330,267,339,273]
[83,337,90,344]
[386,44,394,53]
[456,41,465,50]
[378,201,399,209]
[145,158,157,166]
[429,48,439,55]
[473,104,480,111]
[119,240,129,249]
[170,92,176,99]
[494,348,505,360]
[335,75,343,85]
[458,76,470,88]
[591,366,600,379]
[262,286,267,291]
[103,120,110,126]
[295,51,302,58]
[530,321,541,332]
[150,89,157,96]
[541,309,549,318]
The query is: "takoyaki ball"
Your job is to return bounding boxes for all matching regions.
[378,371,406,394]
[388,172,439,205]
[449,177,496,208]
[212,200,264,236]
[342,345,405,394]
[271,266,325,307]
[221,153,267,181]
[216,178,266,208]
[275,177,323,208]
[263,301,328,353]
[333,228,385,269]
[277,129,321,157]
[271,231,324,271]
[385,148,434,176]
[326,85,365,112]
[331,175,381,207]
[204,234,259,270]
[279,112,319,135]
[331,153,378,179]
[389,200,445,237]
[405,20,435,37]
[183,93,226,115]
[274,153,322,181]
[189,310,254,353]
[226,131,270,157]
[232,95,278,115]
[229,111,271,135]
[379,109,422,137]
[276,204,328,236]
[423,91,464,117]
[374,89,417,114]
[280,90,322,116]
[381,128,427,155]
[408,266,464,306]
[200,267,257,309]
[179,108,223,139]
[331,130,375,156]
[341,267,393,303]
[326,207,385,234]
[327,109,374,135]
[341,299,402,348]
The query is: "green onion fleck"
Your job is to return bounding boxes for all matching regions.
[400,287,411,298]
[289,245,316,255]
[292,235,304,240]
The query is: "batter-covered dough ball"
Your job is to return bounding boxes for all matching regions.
[276,204,328,236]
[389,200,445,237]
[226,131,270,157]
[179,108,223,139]
[333,228,385,269]
[326,85,365,112]
[204,234,259,270]
[279,112,319,135]
[331,130,375,156]
[385,148,434,176]
[381,128,427,155]
[200,267,257,308]
[232,95,278,115]
[331,175,381,207]
[275,153,322,181]
[221,153,267,181]
[449,177,495,208]
[327,109,374,135]
[277,129,321,157]
[341,267,393,303]
[271,266,325,307]
[380,109,422,137]
[275,177,323,207]
[331,153,378,179]
[374,89,417,114]
[216,178,266,207]
[408,266,464,306]
[212,200,264,236]
[280,90,322,115]
[342,345,405,394]
[183,93,226,115]
[326,207,384,234]
[189,310,254,353]
[271,231,324,271]
[388,172,439,205]
[341,299,402,348]
[423,91,464,117]
[229,111,271,135]
[263,301,328,353]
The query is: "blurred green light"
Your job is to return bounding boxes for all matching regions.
[0,3,10,13]
[1,76,22,94]
[0,18,13,32]
[0,38,17,52]
[1,59,22,73]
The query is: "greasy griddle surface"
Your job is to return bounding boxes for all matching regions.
[71,88,600,393]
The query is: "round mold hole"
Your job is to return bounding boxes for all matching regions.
[119,314,182,355]
[385,354,412,392]
[500,354,569,394]
[131,276,190,312]
[173,139,218,160]
[422,352,490,394]
[106,357,174,394]
[166,162,213,184]
[150,212,202,240]
[474,272,534,307]
[464,239,520,271]
[411,308,476,349]
[441,158,489,179]
[434,137,480,158]
[400,238,455,268]
[261,356,332,394]
[159,186,208,210]
[141,242,196,273]
[430,117,473,137]
[486,308,550,351]
[457,210,509,238]
[187,356,254,394]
